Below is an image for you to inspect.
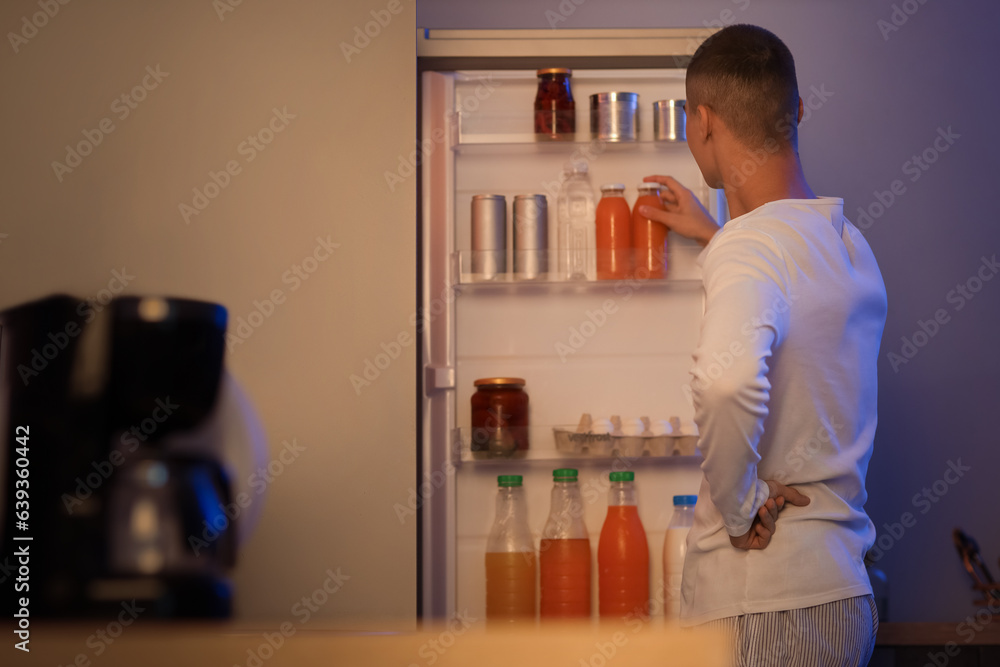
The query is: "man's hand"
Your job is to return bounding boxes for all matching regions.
[729,480,810,551]
[641,175,720,246]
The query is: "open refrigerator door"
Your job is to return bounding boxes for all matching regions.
[418,28,724,625]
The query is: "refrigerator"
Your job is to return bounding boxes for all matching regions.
[417,28,727,624]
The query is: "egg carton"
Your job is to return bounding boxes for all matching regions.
[552,414,699,457]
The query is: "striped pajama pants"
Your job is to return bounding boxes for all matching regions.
[704,595,879,667]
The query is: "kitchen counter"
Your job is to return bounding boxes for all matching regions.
[10,621,728,667]
[873,622,1000,667]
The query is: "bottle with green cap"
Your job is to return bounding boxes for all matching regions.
[485,474,536,623]
[598,470,649,619]
[663,494,697,619]
[540,468,591,619]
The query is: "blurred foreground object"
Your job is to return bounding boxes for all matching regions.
[24,620,729,667]
[0,294,264,618]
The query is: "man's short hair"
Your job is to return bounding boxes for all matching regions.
[686,24,800,150]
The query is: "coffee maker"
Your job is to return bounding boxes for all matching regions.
[0,294,240,617]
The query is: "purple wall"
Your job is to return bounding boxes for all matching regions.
[419,0,1000,623]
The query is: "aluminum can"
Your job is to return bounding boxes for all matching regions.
[653,99,686,142]
[590,92,639,142]
[513,194,548,280]
[471,194,506,280]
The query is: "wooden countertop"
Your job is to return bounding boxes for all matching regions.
[12,621,729,667]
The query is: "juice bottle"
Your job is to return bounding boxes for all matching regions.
[598,471,649,620]
[485,475,537,623]
[662,494,696,620]
[595,184,632,280]
[632,184,669,279]
[540,468,591,619]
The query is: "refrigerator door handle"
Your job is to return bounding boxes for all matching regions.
[425,365,456,392]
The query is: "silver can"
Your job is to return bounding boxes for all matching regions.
[513,194,548,280]
[471,194,506,280]
[590,92,639,142]
[653,99,686,142]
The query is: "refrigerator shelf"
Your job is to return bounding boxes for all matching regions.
[453,246,703,289]
[454,427,699,464]
[454,137,690,154]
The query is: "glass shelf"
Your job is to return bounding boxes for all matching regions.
[454,136,690,155]
[452,247,703,292]
[453,427,700,465]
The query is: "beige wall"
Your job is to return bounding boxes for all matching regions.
[0,0,416,620]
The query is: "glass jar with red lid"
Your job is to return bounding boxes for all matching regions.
[471,378,529,459]
[534,68,575,141]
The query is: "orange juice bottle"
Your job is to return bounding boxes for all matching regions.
[598,471,649,620]
[486,475,537,623]
[632,184,669,279]
[540,468,591,619]
[595,184,632,280]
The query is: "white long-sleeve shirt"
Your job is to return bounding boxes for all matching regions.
[680,197,887,626]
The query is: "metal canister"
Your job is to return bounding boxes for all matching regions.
[590,92,639,142]
[471,194,506,280]
[653,99,686,142]
[512,194,548,280]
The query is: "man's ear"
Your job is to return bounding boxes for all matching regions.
[797,96,804,124]
[697,103,713,141]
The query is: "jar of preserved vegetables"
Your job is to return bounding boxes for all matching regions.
[534,68,575,141]
[471,378,529,458]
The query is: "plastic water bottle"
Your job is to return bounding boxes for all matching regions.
[485,475,536,623]
[662,495,696,619]
[598,471,649,619]
[540,468,591,619]
[556,161,595,280]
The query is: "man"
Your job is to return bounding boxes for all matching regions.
[642,25,887,666]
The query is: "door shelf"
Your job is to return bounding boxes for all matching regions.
[454,137,690,155]
[453,427,700,465]
[452,247,703,292]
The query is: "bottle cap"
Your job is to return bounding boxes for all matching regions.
[609,471,634,482]
[637,183,661,193]
[497,475,523,487]
[673,494,698,505]
[553,468,578,481]
[600,184,626,192]
[537,68,571,77]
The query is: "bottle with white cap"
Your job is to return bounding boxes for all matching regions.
[662,494,697,619]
